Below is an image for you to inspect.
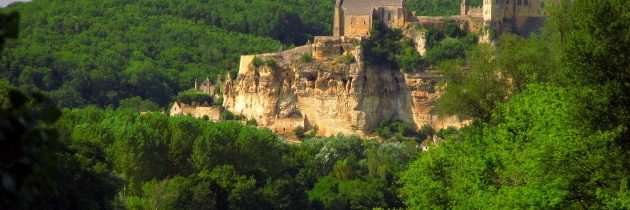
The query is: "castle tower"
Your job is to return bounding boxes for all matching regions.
[461,0,468,16]
[194,78,199,91]
[333,0,344,36]
[483,0,503,22]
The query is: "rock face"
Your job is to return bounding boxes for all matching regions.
[223,36,465,136]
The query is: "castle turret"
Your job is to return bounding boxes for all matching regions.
[461,0,468,16]
[194,78,199,91]
[483,0,504,22]
[333,0,343,36]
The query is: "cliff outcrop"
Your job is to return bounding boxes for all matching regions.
[223,36,465,137]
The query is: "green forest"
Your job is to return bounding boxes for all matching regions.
[0,0,479,109]
[2,0,630,209]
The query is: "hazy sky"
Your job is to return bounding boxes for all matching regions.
[0,0,30,8]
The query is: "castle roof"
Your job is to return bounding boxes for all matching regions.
[341,0,404,15]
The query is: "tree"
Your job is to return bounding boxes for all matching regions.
[294,126,306,140]
[0,89,62,208]
[0,11,19,54]
[118,96,161,112]
[401,85,630,209]
[552,0,630,146]
[362,20,403,67]
[435,44,509,121]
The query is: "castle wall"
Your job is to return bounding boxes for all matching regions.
[270,117,305,133]
[343,15,372,37]
[376,6,406,29]
[483,0,546,21]
[170,103,222,121]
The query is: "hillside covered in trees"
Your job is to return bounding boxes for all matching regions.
[0,0,479,109]
[2,0,630,209]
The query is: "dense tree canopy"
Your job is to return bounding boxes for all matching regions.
[406,0,482,16]
[0,0,481,109]
[401,0,630,209]
[2,0,630,209]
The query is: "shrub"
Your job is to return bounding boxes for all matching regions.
[176,90,213,105]
[220,109,244,120]
[253,57,276,67]
[246,119,258,127]
[300,53,313,63]
[335,54,356,64]
[417,124,435,142]
[396,40,424,73]
[362,20,403,67]
[375,119,418,141]
[294,126,306,139]
[425,35,477,65]
[263,58,276,66]
[252,57,264,67]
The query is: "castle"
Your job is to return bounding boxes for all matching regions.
[477,0,546,38]
[333,0,406,37]
[334,0,547,40]
[217,0,549,138]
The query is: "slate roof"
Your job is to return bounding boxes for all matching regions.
[341,0,404,15]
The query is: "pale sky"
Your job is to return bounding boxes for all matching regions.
[0,0,30,8]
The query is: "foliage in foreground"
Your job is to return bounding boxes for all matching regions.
[402,0,630,208]
[0,104,420,209]
[402,85,630,209]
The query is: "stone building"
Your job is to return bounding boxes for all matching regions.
[194,77,218,96]
[269,117,307,133]
[478,0,547,37]
[170,102,222,120]
[333,0,407,37]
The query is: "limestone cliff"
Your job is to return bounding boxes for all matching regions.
[223,36,465,137]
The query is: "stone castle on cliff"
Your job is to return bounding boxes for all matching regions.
[216,0,547,137]
[333,0,546,39]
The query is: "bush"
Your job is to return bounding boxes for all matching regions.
[176,90,213,105]
[362,20,403,67]
[263,58,276,66]
[436,126,458,139]
[306,125,319,139]
[425,35,477,65]
[294,126,306,139]
[363,20,425,72]
[300,53,313,63]
[335,54,356,64]
[253,57,276,67]
[375,119,418,141]
[396,40,424,73]
[118,96,161,112]
[246,119,258,127]
[425,27,446,49]
[220,109,244,120]
[417,124,435,142]
[252,57,264,67]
